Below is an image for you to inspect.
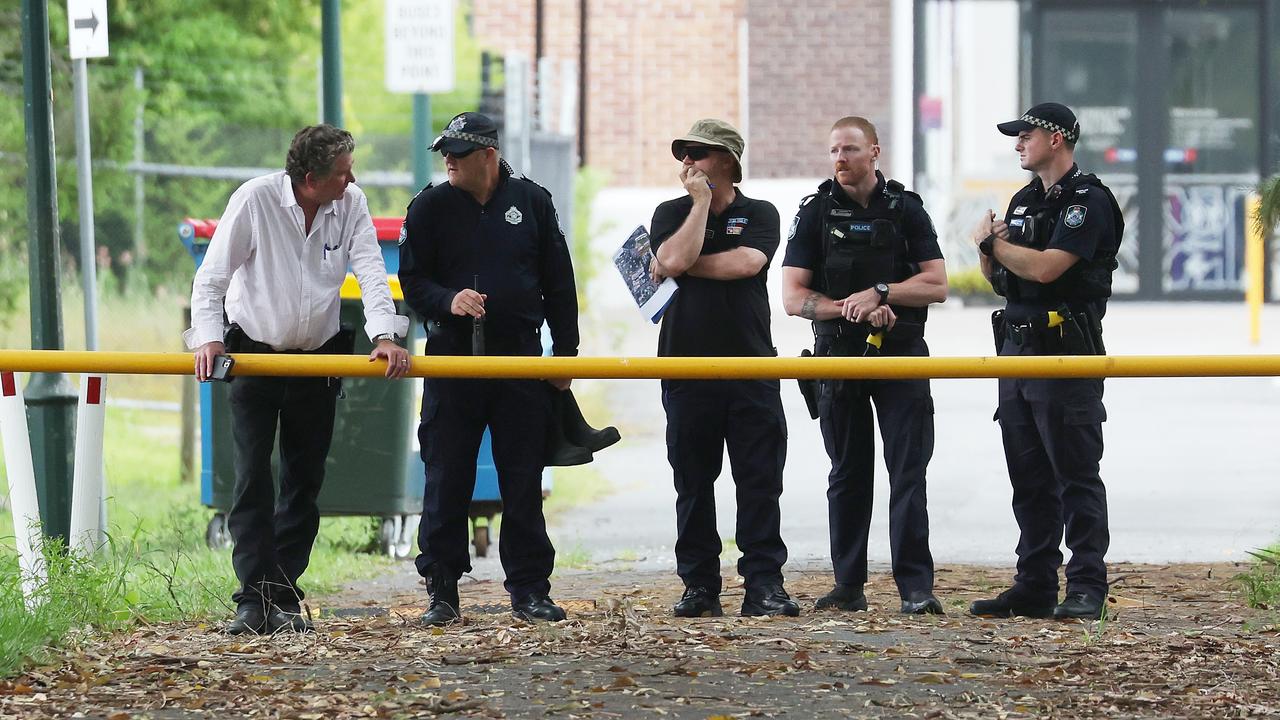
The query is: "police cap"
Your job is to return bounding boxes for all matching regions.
[431,112,500,155]
[997,102,1080,143]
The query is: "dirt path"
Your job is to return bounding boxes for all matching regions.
[3,562,1278,719]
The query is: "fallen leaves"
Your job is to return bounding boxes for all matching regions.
[2,563,1278,719]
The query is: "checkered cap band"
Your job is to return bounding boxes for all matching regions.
[439,129,498,148]
[1022,114,1079,143]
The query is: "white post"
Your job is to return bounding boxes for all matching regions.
[70,374,107,554]
[72,57,99,351]
[0,372,48,606]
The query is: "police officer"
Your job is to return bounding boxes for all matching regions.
[398,112,579,626]
[969,102,1123,621]
[649,119,798,618]
[781,116,948,615]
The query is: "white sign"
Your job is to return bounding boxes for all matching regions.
[385,0,455,94]
[67,0,108,59]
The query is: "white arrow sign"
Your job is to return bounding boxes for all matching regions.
[67,0,109,59]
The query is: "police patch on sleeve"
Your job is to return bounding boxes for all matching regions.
[397,222,408,245]
[788,215,799,241]
[1064,205,1087,228]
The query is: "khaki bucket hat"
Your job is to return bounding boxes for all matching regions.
[671,118,744,182]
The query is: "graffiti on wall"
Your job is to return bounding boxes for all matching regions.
[1162,178,1255,293]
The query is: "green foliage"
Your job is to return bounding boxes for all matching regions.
[0,404,394,679]
[947,266,999,305]
[1,0,491,297]
[1236,546,1280,610]
[1257,175,1280,237]
[572,166,613,311]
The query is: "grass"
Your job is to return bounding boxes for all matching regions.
[0,286,618,679]
[0,404,395,678]
[1237,545,1280,610]
[0,276,187,402]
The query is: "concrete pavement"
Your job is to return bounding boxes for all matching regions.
[543,180,1280,578]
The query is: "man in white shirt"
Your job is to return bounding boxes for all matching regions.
[186,124,410,635]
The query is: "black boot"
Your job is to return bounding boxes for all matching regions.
[225,603,269,635]
[969,587,1054,619]
[1053,593,1105,620]
[560,389,621,452]
[545,391,593,467]
[511,593,567,622]
[420,571,461,626]
[814,583,868,612]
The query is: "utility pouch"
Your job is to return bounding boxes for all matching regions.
[990,309,1006,353]
[1053,305,1101,356]
[797,349,820,420]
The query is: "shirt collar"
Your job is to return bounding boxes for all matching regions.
[281,172,341,215]
[1031,164,1081,194]
[280,172,299,209]
[829,170,886,208]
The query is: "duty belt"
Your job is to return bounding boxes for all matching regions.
[812,319,924,342]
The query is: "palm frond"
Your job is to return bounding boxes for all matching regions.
[1256,175,1280,236]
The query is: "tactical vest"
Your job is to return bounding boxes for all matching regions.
[816,178,927,326]
[992,169,1124,304]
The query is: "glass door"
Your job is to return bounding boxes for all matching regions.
[1036,0,1263,299]
[1162,7,1260,294]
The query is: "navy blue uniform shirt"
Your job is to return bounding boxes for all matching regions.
[1003,164,1118,319]
[650,189,780,357]
[782,174,942,289]
[398,164,579,357]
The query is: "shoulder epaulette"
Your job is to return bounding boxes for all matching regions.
[405,182,434,212]
[518,174,555,200]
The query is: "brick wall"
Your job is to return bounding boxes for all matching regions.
[468,0,897,186]
[745,0,896,180]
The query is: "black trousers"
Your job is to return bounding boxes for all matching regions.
[415,377,555,598]
[662,379,788,592]
[997,337,1109,602]
[227,374,338,609]
[817,337,935,598]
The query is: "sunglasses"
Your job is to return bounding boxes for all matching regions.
[442,147,478,160]
[678,145,726,162]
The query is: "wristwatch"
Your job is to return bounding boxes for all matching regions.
[874,283,890,305]
[372,332,401,345]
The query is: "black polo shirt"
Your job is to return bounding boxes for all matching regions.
[782,174,943,289]
[650,189,780,357]
[398,164,579,357]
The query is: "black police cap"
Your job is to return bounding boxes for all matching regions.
[997,102,1080,143]
[431,112,500,155]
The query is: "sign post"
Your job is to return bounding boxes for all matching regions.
[385,0,456,189]
[67,0,108,352]
[67,0,110,537]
